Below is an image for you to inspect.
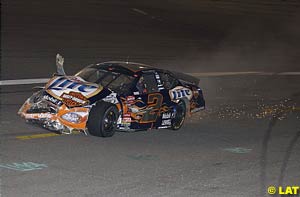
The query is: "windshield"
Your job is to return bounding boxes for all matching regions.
[76,67,135,94]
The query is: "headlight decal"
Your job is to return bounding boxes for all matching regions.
[61,112,82,123]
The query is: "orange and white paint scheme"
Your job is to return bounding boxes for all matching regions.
[18,75,104,133]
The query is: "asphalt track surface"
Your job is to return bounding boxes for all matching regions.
[1,1,300,197]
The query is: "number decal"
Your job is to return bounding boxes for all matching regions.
[140,93,163,123]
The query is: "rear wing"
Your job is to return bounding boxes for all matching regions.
[171,71,200,86]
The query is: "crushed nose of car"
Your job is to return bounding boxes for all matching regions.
[18,55,205,137]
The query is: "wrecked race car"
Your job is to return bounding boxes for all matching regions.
[18,54,205,137]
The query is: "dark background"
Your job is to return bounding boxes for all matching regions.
[2,0,300,80]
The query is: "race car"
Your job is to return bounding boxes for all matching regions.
[18,54,205,137]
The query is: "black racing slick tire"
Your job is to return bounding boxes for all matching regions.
[171,100,186,130]
[87,102,118,137]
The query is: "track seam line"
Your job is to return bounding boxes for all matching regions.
[1,72,300,86]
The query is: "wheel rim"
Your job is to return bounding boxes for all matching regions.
[102,108,117,132]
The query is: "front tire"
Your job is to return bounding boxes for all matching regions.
[87,102,118,137]
[171,100,186,130]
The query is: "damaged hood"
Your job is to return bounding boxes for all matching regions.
[45,76,103,106]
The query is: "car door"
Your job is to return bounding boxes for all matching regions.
[124,72,164,129]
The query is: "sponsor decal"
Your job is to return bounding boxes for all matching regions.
[158,126,169,129]
[169,86,192,100]
[162,119,171,126]
[154,72,164,87]
[48,77,98,92]
[46,76,101,98]
[162,112,171,119]
[158,86,164,91]
[43,94,62,105]
[123,117,131,123]
[103,92,118,104]
[127,96,135,101]
[122,113,131,123]
[154,73,160,79]
[126,96,135,105]
[25,113,52,119]
[61,91,89,107]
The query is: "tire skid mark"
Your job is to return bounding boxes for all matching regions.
[278,131,300,188]
[260,115,278,196]
[260,90,300,196]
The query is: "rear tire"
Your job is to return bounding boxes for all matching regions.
[87,102,118,137]
[171,100,186,130]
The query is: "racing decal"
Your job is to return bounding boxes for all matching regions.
[124,97,146,113]
[24,113,53,119]
[46,76,102,99]
[121,94,170,126]
[43,94,63,106]
[56,105,89,129]
[161,111,172,126]
[158,85,164,91]
[102,92,119,104]
[61,91,89,107]
[122,113,132,123]
[160,105,170,113]
[126,96,135,105]
[161,119,171,126]
[154,72,164,90]
[140,93,163,123]
[162,112,171,119]
[169,86,192,100]
[158,126,169,129]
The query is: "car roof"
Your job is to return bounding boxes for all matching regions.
[92,61,160,76]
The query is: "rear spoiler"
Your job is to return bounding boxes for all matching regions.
[171,71,200,86]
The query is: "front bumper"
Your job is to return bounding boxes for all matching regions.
[18,99,89,133]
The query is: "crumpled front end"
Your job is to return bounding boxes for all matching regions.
[18,90,90,134]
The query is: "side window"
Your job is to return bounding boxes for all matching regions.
[136,73,158,94]
[107,74,135,94]
[159,72,179,89]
